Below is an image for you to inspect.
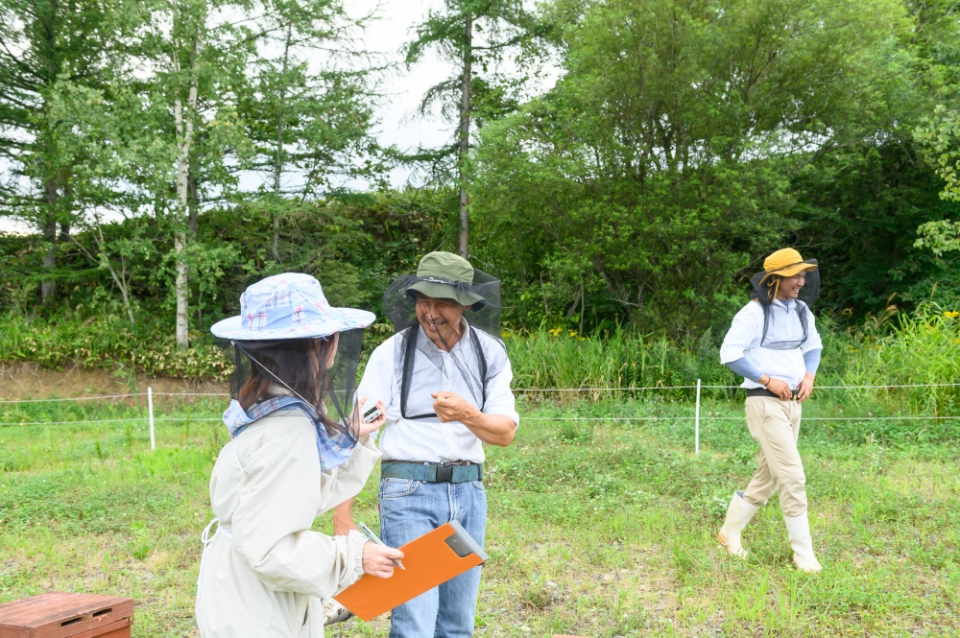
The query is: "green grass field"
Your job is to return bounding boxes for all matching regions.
[1,395,958,637]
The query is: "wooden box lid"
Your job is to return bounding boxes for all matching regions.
[0,593,134,638]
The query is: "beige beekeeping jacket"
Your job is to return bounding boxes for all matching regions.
[195,409,380,638]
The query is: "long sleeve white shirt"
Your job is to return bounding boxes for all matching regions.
[719,298,823,390]
[357,325,519,463]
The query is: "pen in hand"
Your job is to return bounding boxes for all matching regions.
[358,521,406,571]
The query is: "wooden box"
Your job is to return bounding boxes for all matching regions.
[0,593,134,638]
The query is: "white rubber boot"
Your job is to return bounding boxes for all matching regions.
[718,491,760,559]
[784,512,822,573]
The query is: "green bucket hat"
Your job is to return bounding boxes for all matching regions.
[403,251,487,310]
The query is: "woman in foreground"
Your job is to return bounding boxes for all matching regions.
[195,273,403,637]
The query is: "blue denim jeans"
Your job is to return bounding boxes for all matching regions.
[379,478,487,638]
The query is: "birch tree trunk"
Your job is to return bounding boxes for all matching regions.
[173,72,198,350]
[272,22,293,262]
[457,14,473,259]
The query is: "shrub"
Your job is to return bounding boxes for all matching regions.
[0,312,230,381]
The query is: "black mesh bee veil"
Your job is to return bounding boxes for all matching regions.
[216,328,368,443]
[383,269,502,337]
[382,268,505,422]
[749,262,820,350]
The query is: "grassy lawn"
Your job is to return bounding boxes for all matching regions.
[0,396,958,637]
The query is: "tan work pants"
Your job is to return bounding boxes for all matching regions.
[742,396,808,517]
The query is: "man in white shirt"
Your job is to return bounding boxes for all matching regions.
[717,248,824,573]
[335,251,519,638]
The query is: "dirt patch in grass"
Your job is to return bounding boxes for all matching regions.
[0,362,227,402]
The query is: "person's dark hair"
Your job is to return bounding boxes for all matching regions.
[235,337,346,437]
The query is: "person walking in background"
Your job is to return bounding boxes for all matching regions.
[717,248,824,573]
[195,273,403,638]
[334,251,519,638]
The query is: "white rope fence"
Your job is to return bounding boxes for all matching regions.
[0,393,149,404]
[516,382,960,392]
[522,415,960,421]
[1,381,958,452]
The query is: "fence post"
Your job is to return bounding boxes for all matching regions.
[148,386,155,451]
[695,379,701,455]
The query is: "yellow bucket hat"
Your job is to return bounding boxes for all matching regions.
[758,248,818,285]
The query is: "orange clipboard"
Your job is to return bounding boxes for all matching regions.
[334,520,488,621]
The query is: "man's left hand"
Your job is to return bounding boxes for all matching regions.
[431,391,479,423]
[797,372,815,403]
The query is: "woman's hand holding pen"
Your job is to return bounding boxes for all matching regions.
[362,543,405,578]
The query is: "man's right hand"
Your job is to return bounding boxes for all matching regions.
[362,542,404,579]
[765,377,793,401]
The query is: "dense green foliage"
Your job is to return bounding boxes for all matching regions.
[3,0,960,345]
[469,0,960,336]
[0,312,231,380]
[0,189,455,323]
[6,301,960,427]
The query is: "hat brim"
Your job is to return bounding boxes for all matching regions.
[404,280,487,310]
[210,307,375,341]
[759,260,818,285]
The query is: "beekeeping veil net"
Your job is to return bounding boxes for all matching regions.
[749,260,820,350]
[383,266,505,421]
[218,328,367,448]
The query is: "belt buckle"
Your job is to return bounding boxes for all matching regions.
[435,463,455,482]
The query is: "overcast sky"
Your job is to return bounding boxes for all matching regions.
[339,0,455,186]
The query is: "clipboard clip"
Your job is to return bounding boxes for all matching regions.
[443,521,489,561]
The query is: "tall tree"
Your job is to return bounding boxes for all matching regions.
[470,0,917,335]
[0,0,129,304]
[404,0,541,257]
[140,0,252,348]
[172,1,202,348]
[794,0,960,316]
[37,81,167,325]
[238,0,379,263]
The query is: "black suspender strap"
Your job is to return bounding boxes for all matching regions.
[469,326,488,410]
[399,323,489,419]
[400,324,435,420]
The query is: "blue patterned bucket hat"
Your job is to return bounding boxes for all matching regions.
[210,273,375,340]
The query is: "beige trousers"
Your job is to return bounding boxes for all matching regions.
[742,396,808,517]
